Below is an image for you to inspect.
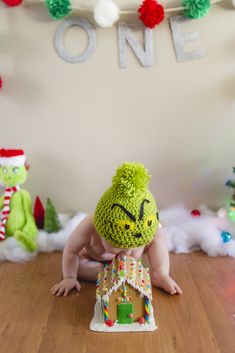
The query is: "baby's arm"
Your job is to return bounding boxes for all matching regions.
[147,229,182,295]
[51,215,92,296]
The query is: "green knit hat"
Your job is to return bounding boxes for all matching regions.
[94,162,159,249]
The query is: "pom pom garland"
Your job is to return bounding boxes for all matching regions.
[138,0,164,29]
[2,0,227,27]
[94,0,120,28]
[2,0,23,7]
[182,0,211,19]
[45,0,71,20]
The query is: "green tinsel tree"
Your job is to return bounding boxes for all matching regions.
[44,198,62,233]
[226,167,235,222]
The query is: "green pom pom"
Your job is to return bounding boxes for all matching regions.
[45,0,71,20]
[182,0,211,19]
[112,162,150,198]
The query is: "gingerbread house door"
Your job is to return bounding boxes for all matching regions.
[117,303,133,324]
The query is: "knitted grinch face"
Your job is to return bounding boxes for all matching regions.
[0,165,27,187]
[94,162,159,249]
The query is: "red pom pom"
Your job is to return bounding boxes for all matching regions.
[191,209,201,217]
[106,320,114,327]
[138,0,164,29]
[2,0,23,7]
[0,77,2,91]
[138,317,145,324]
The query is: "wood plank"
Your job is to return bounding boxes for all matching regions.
[145,253,221,353]
[0,252,60,353]
[0,252,234,353]
[188,252,235,353]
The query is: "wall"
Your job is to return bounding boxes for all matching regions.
[0,1,234,212]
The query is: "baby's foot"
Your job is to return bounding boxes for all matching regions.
[151,273,182,295]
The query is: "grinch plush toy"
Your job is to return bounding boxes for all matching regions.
[0,149,38,252]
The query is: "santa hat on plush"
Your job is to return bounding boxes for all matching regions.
[0,149,26,167]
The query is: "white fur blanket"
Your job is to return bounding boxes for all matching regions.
[1,205,235,262]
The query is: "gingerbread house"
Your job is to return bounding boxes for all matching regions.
[90,255,157,332]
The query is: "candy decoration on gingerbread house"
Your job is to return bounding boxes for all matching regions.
[90,255,157,332]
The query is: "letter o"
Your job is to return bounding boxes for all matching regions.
[54,17,97,63]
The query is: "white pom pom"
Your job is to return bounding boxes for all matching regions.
[232,0,235,7]
[94,0,120,28]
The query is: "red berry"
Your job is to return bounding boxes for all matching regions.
[106,320,114,327]
[191,209,201,217]
[139,317,145,325]
[139,317,145,324]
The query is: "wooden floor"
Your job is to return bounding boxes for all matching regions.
[0,252,235,353]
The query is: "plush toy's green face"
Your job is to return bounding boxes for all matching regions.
[0,165,27,187]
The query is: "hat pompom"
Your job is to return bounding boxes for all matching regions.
[112,162,150,198]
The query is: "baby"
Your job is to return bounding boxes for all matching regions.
[51,162,182,297]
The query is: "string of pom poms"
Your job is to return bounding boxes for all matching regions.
[44,0,231,28]
[1,0,231,27]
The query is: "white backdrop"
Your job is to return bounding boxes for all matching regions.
[0,1,234,212]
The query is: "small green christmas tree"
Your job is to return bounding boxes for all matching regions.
[44,198,62,233]
[226,167,235,222]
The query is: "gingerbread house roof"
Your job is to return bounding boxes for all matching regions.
[96,255,152,300]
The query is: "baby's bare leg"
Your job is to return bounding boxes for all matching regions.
[78,251,104,282]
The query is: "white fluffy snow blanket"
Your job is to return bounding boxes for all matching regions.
[0,205,235,262]
[159,205,235,258]
[0,213,86,262]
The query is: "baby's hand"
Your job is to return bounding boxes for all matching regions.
[51,278,81,296]
[152,274,182,295]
